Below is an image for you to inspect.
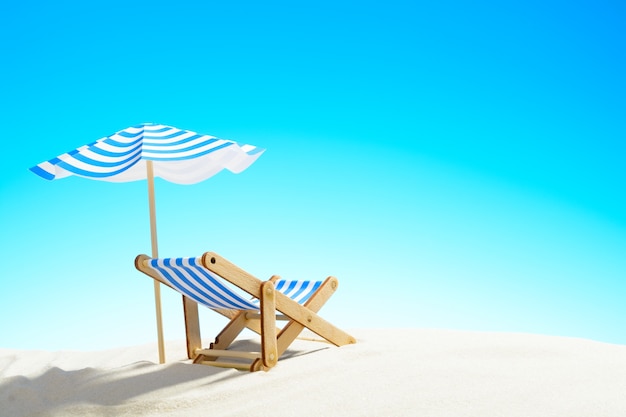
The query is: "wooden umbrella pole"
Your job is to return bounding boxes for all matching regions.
[147,160,166,364]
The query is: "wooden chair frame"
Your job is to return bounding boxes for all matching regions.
[135,251,356,371]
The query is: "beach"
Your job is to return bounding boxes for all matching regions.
[2,328,626,417]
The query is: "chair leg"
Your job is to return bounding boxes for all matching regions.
[201,275,286,351]
[183,296,201,360]
[251,276,356,371]
[260,281,278,369]
[191,311,247,364]
[276,276,352,357]
[212,312,249,349]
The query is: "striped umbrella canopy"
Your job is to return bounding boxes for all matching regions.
[30,123,265,362]
[30,123,264,183]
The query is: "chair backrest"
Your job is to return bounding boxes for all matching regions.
[273,279,322,305]
[148,257,322,310]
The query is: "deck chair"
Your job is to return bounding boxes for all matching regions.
[135,251,356,371]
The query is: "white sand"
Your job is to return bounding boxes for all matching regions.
[2,329,626,417]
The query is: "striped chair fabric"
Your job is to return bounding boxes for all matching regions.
[149,257,322,310]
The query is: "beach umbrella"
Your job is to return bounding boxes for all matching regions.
[30,123,265,363]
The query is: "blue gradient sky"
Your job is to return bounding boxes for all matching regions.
[1,1,624,350]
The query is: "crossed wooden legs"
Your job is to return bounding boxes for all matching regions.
[189,252,355,371]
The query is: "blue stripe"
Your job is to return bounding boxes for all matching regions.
[188,258,258,309]
[167,259,240,309]
[145,142,234,161]
[85,140,143,158]
[143,125,172,133]
[117,129,143,139]
[142,137,221,153]
[297,281,321,304]
[153,260,213,307]
[274,280,321,304]
[174,258,245,310]
[143,134,208,147]
[29,165,55,180]
[101,136,142,148]
[283,280,298,294]
[155,261,217,308]
[143,130,187,140]
[285,281,310,301]
[55,156,141,178]
[71,147,142,168]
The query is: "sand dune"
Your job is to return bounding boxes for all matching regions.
[2,329,626,417]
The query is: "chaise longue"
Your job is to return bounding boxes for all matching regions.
[135,251,355,371]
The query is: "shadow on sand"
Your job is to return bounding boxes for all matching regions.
[0,340,328,417]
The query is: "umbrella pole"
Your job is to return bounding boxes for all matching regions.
[147,160,166,364]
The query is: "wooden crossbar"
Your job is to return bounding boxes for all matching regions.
[245,313,289,321]
[195,360,252,371]
[195,349,260,360]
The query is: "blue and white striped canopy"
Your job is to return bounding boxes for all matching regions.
[30,123,265,184]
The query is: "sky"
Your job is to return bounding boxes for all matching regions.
[0,1,624,352]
